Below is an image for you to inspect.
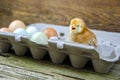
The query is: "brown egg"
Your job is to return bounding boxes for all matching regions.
[0,27,11,32]
[43,27,58,39]
[8,20,26,32]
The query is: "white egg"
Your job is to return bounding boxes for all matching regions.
[14,28,28,35]
[26,26,39,36]
[30,32,48,45]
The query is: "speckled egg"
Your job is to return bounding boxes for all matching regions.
[9,20,26,32]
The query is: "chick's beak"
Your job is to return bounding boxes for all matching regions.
[72,26,76,30]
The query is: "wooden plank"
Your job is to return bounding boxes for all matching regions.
[0,53,119,80]
[0,0,120,32]
[0,64,54,80]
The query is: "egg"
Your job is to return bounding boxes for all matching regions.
[43,27,58,39]
[30,32,48,45]
[14,28,28,35]
[26,26,39,36]
[9,20,26,32]
[0,27,11,32]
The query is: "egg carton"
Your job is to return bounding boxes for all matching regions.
[0,32,48,59]
[0,23,120,73]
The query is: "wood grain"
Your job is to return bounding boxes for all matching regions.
[0,54,120,80]
[0,0,120,32]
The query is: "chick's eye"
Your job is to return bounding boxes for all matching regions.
[76,25,80,27]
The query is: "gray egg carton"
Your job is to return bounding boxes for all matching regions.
[0,23,120,73]
[0,31,47,59]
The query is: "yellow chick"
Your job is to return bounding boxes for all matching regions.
[67,18,97,47]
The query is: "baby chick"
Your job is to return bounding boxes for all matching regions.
[66,18,97,47]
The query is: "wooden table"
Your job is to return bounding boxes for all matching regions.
[0,52,119,80]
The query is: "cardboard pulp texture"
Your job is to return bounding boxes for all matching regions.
[0,31,48,58]
[0,23,120,73]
